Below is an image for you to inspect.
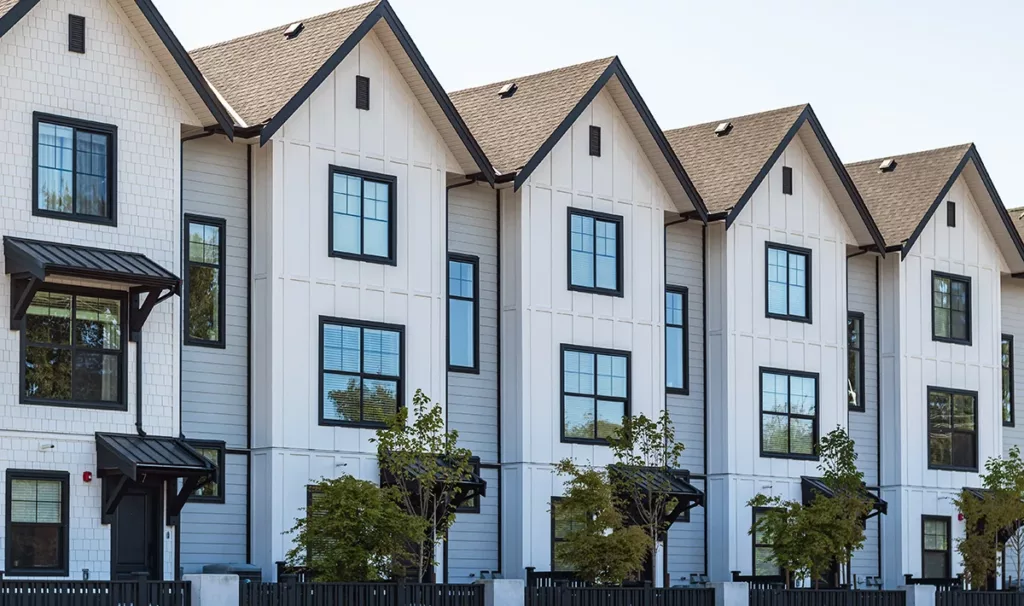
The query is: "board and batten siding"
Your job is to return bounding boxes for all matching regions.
[1003,278,1024,455]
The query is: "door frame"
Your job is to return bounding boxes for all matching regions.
[109,482,163,580]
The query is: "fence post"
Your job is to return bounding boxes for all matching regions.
[475,578,526,606]
[899,585,936,606]
[709,582,748,606]
[184,574,240,606]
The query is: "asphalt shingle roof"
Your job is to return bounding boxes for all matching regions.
[0,0,20,18]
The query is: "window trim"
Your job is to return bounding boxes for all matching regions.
[19,284,129,411]
[931,271,972,346]
[317,316,405,429]
[5,469,71,577]
[666,286,689,395]
[921,515,952,580]
[752,506,781,577]
[32,112,118,226]
[186,440,226,504]
[455,459,482,514]
[848,312,866,412]
[764,242,812,324]
[183,214,227,349]
[447,253,480,374]
[559,344,632,445]
[550,496,573,572]
[1005,334,1016,428]
[566,207,624,298]
[927,385,978,472]
[758,367,820,461]
[327,165,398,266]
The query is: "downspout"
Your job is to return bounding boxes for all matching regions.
[135,329,146,436]
[875,255,883,580]
[495,187,503,576]
[246,143,254,564]
[701,223,709,578]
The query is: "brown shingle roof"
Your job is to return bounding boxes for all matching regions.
[190,1,378,127]
[0,0,20,18]
[664,105,808,214]
[1009,206,1024,238]
[845,144,973,247]
[449,57,615,175]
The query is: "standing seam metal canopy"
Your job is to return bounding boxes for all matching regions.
[96,432,215,481]
[4,237,180,290]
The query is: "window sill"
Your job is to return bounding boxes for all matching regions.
[329,250,397,266]
[760,451,819,462]
[561,437,612,446]
[448,364,480,375]
[21,397,126,412]
[33,208,116,227]
[765,312,812,324]
[184,337,227,349]
[849,405,866,413]
[932,335,972,346]
[188,494,226,505]
[1005,421,1016,428]
[667,386,690,396]
[3,568,70,578]
[568,284,623,298]
[928,464,978,473]
[319,419,390,429]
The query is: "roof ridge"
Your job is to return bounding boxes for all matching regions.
[450,56,616,97]
[664,103,808,134]
[845,142,973,168]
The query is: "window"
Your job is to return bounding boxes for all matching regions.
[932,272,970,344]
[922,516,951,579]
[760,368,818,459]
[184,216,226,347]
[765,243,811,322]
[753,507,780,577]
[5,470,70,576]
[928,387,977,471]
[448,255,478,373]
[22,288,126,409]
[305,485,326,565]
[568,209,623,297]
[551,497,584,572]
[1005,335,1015,427]
[456,459,482,514]
[561,345,630,443]
[188,441,225,503]
[848,313,865,411]
[666,287,689,394]
[328,166,397,265]
[33,113,116,225]
[319,318,403,427]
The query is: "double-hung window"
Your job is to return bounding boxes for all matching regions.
[848,313,865,411]
[927,387,977,471]
[922,516,951,579]
[34,113,116,225]
[561,345,629,443]
[188,441,225,503]
[1004,335,1015,427]
[766,243,811,322]
[184,216,226,347]
[753,507,780,577]
[319,318,403,427]
[760,368,818,459]
[666,287,689,394]
[448,255,479,372]
[551,497,584,572]
[932,272,970,344]
[568,209,623,296]
[329,166,397,264]
[5,470,70,576]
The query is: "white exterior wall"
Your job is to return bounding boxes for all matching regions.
[0,0,193,579]
[1003,279,1024,455]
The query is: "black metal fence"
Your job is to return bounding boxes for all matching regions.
[524,586,714,606]
[749,588,906,606]
[240,582,484,606]
[936,592,1024,606]
[0,580,191,606]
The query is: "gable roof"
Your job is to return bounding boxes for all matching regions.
[846,144,1024,270]
[190,0,493,181]
[664,104,885,251]
[449,57,707,219]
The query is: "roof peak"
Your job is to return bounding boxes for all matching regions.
[450,56,616,97]
[665,103,809,135]
[846,142,974,169]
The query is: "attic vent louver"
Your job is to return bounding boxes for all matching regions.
[284,22,304,39]
[879,158,897,172]
[355,75,370,110]
[498,82,517,98]
[69,15,85,53]
[714,122,732,136]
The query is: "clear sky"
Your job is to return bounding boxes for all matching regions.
[157,0,1024,207]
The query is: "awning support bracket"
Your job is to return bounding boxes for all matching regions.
[10,274,41,329]
[166,476,201,526]
[129,287,173,341]
[101,475,130,524]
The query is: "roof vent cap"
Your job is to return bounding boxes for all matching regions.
[714,122,733,136]
[284,22,304,39]
[879,158,897,172]
[498,82,517,99]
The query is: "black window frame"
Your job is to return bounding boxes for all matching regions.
[183,214,227,349]
[1005,334,1015,428]
[947,201,956,228]
[759,367,820,461]
[764,242,812,323]
[560,344,631,445]
[187,440,226,504]
[455,459,482,514]
[921,515,951,580]
[32,112,118,226]
[551,497,584,572]
[666,286,689,395]
[327,165,398,266]
[305,484,325,565]
[848,312,865,412]
[931,271,971,345]
[447,253,479,374]
[927,386,978,472]
[752,506,781,577]
[782,166,793,195]
[567,207,624,298]
[20,285,129,411]
[318,316,405,429]
[5,469,71,577]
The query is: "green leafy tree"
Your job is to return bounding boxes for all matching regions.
[553,459,651,585]
[373,390,474,582]
[285,475,426,581]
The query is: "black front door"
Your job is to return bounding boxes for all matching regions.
[111,485,161,580]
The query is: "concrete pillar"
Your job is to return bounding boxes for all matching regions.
[899,585,936,606]
[710,582,748,606]
[477,578,526,606]
[184,574,239,606]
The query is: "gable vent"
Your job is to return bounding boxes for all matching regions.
[355,75,370,111]
[714,122,732,136]
[284,22,304,39]
[69,15,85,53]
[879,158,897,172]
[782,166,793,195]
[589,126,601,157]
[498,82,517,99]
[947,201,956,228]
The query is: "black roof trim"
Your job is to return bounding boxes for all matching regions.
[801,476,888,517]
[258,1,494,184]
[512,57,708,222]
[0,0,39,39]
[96,432,215,481]
[724,105,887,254]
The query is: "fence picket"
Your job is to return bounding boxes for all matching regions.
[0,580,191,606]
[240,582,485,606]
[749,588,907,606]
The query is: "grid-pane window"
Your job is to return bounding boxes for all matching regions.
[562,346,629,443]
[448,256,477,371]
[185,217,224,346]
[552,498,584,572]
[753,509,780,577]
[569,210,622,295]
[928,388,977,471]
[24,290,123,407]
[35,116,115,223]
[330,168,395,263]
[6,472,68,575]
[932,273,970,343]
[188,443,224,502]
[922,517,950,579]
[761,369,817,458]
[320,319,402,427]
[1004,335,1014,427]
[848,314,864,411]
[666,288,688,392]
[766,245,810,321]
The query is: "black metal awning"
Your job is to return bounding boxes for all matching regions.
[380,455,487,511]
[962,486,1024,542]
[609,465,705,531]
[801,476,888,518]
[4,237,180,335]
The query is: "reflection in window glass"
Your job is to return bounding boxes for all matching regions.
[761,370,817,457]
[330,170,393,261]
[569,211,620,293]
[321,321,401,426]
[666,289,687,391]
[448,258,477,370]
[766,246,809,320]
[562,347,628,442]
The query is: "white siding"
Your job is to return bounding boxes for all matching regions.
[179,454,248,572]
[447,467,500,583]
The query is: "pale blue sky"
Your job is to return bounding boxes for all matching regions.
[158,0,1024,207]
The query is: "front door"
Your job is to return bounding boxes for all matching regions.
[111,485,161,580]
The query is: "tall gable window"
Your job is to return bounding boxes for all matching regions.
[927,387,977,471]
[1004,335,1015,427]
[5,470,70,576]
[448,255,479,373]
[848,313,864,411]
[932,272,970,345]
[561,345,629,443]
[184,216,226,347]
[760,368,818,459]
[568,208,623,297]
[766,243,811,322]
[666,287,689,394]
[329,166,397,265]
[34,113,117,225]
[319,317,403,427]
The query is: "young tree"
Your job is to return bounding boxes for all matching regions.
[285,475,426,581]
[373,390,475,582]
